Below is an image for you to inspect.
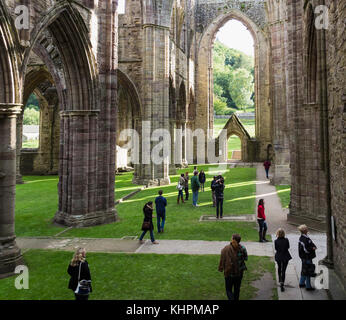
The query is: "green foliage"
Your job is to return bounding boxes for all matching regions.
[229,68,254,112]
[23,108,39,125]
[276,185,291,209]
[213,40,255,114]
[26,93,39,111]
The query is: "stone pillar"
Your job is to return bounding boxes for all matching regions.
[54,110,117,227]
[0,103,24,278]
[15,111,24,184]
[135,24,171,186]
[169,120,177,174]
[267,0,291,185]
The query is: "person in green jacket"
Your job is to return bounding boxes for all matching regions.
[191,170,200,207]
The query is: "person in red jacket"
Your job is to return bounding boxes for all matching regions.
[257,199,268,242]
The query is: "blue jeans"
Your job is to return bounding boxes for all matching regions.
[192,191,199,206]
[139,229,155,242]
[216,198,223,218]
[257,219,267,233]
[299,259,313,288]
[265,168,269,178]
[157,213,166,232]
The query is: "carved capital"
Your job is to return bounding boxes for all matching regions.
[0,103,22,118]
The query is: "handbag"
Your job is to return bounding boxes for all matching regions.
[74,262,91,295]
[141,221,151,231]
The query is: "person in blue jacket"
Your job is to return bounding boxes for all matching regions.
[155,190,167,233]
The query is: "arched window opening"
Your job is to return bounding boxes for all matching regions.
[228,134,242,160]
[22,92,40,149]
[213,19,255,141]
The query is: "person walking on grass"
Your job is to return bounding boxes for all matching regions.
[257,199,269,242]
[191,170,200,207]
[298,224,317,291]
[177,173,185,204]
[263,159,271,179]
[68,247,92,300]
[184,171,190,201]
[199,169,206,192]
[219,234,248,301]
[139,201,159,244]
[211,176,217,207]
[155,190,167,233]
[274,228,292,292]
[214,175,225,219]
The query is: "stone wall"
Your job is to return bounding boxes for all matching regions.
[326,0,346,291]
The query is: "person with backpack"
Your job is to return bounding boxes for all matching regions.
[274,228,292,292]
[177,173,185,204]
[198,170,206,192]
[139,201,159,244]
[155,190,167,233]
[191,170,200,207]
[68,247,92,300]
[218,234,248,300]
[298,224,317,291]
[214,175,225,219]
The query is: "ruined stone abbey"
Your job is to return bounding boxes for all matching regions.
[0,0,345,294]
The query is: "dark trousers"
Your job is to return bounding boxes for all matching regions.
[277,260,289,283]
[157,213,165,233]
[257,219,267,233]
[265,168,269,178]
[185,187,189,200]
[178,189,184,201]
[225,274,243,301]
[216,198,223,218]
[75,293,89,300]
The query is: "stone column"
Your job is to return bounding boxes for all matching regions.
[54,110,117,227]
[136,24,171,186]
[15,111,24,184]
[0,103,24,278]
[169,120,177,174]
[268,0,291,185]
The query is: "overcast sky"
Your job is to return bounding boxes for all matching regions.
[215,19,254,56]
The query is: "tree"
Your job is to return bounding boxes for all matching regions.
[23,108,40,125]
[214,96,228,115]
[213,40,254,113]
[229,68,254,112]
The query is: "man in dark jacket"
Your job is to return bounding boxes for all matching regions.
[298,224,317,291]
[155,190,167,233]
[214,175,225,218]
[211,176,217,207]
[198,170,206,192]
[191,170,200,207]
[219,234,248,300]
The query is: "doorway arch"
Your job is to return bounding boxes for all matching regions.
[195,8,270,160]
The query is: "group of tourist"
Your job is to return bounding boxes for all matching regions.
[66,162,318,301]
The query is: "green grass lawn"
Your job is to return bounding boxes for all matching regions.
[22,140,39,149]
[115,171,143,200]
[15,165,259,241]
[62,165,258,241]
[0,249,276,300]
[275,185,291,209]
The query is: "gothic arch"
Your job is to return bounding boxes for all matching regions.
[195,8,270,160]
[0,1,21,104]
[22,1,99,111]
